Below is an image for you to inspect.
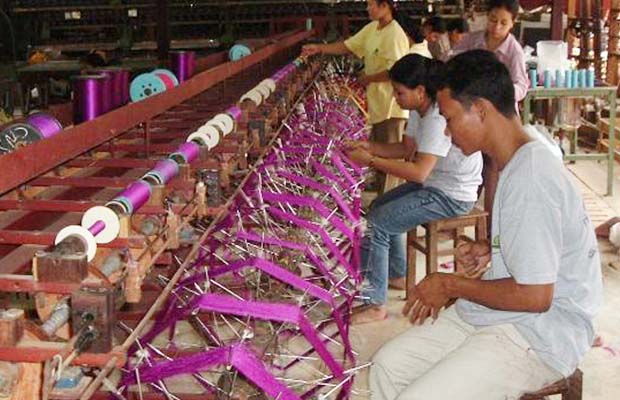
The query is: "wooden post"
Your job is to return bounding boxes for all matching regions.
[156,0,170,63]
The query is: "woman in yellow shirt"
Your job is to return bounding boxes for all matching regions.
[302,0,410,195]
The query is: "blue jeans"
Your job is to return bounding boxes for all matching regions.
[361,182,475,305]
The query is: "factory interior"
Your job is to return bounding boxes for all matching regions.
[0,0,619,399]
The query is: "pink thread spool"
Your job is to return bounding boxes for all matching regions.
[170,142,200,164]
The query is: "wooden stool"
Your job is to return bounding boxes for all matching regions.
[406,207,488,293]
[519,369,582,400]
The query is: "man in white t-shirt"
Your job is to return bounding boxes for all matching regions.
[369,49,602,400]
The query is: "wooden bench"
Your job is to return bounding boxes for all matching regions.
[519,369,582,400]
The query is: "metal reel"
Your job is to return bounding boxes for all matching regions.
[130,73,167,102]
[0,123,43,155]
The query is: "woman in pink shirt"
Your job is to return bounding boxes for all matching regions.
[451,0,528,217]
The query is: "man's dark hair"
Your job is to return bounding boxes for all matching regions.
[422,16,446,34]
[447,18,470,34]
[376,0,396,14]
[389,54,444,102]
[439,49,516,117]
[395,11,425,43]
[488,0,520,19]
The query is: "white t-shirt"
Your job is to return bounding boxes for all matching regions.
[404,103,482,202]
[456,140,603,377]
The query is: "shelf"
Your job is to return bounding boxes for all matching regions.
[12,4,156,14]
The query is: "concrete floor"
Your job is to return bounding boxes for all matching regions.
[349,158,620,399]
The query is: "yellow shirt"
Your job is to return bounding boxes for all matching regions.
[345,20,410,124]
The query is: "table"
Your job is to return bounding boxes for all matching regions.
[521,86,616,196]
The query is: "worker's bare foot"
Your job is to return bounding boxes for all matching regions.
[388,277,406,290]
[351,305,388,325]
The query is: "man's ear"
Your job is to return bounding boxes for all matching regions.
[471,98,492,122]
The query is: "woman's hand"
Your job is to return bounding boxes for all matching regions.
[301,44,322,57]
[344,140,371,152]
[346,147,373,167]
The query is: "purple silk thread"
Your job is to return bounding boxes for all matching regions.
[226,105,242,121]
[72,75,106,124]
[120,69,130,105]
[117,180,152,213]
[90,70,113,112]
[171,142,200,164]
[25,113,62,139]
[171,51,196,83]
[88,220,106,236]
[151,159,179,184]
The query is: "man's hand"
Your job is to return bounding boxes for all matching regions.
[402,273,451,325]
[358,72,372,86]
[455,238,491,279]
[301,44,322,57]
[347,147,373,167]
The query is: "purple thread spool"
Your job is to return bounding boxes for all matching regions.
[116,180,152,214]
[25,112,63,139]
[226,106,242,121]
[170,51,196,83]
[94,67,127,108]
[120,70,130,105]
[89,70,114,112]
[88,220,106,236]
[72,75,106,124]
[144,159,180,185]
[170,142,200,164]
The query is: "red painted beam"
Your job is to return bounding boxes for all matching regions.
[0,274,79,294]
[0,341,126,367]
[0,29,313,196]
[29,176,195,191]
[0,230,145,248]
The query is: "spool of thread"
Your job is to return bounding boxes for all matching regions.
[572,70,579,88]
[115,180,152,214]
[170,51,196,83]
[226,106,242,121]
[586,69,595,87]
[543,70,551,88]
[529,69,538,88]
[555,69,563,87]
[120,70,130,105]
[0,122,43,154]
[565,70,573,89]
[229,43,253,61]
[72,75,106,124]
[170,142,200,164]
[25,112,63,139]
[578,69,586,87]
[153,69,179,89]
[88,220,106,236]
[89,69,113,113]
[143,159,179,185]
[91,68,127,109]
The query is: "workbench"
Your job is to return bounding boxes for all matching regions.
[521,85,617,195]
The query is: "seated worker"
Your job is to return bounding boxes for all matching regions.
[422,16,449,60]
[346,54,482,324]
[447,18,470,48]
[394,11,432,59]
[370,50,602,400]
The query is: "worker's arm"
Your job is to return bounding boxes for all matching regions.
[359,70,390,86]
[402,273,554,325]
[347,142,437,184]
[301,42,352,57]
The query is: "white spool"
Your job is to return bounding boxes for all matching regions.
[55,225,97,262]
[81,206,120,244]
[260,78,276,93]
[197,125,221,149]
[186,130,209,147]
[255,84,270,100]
[207,118,227,137]
[240,90,262,106]
[212,113,234,136]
